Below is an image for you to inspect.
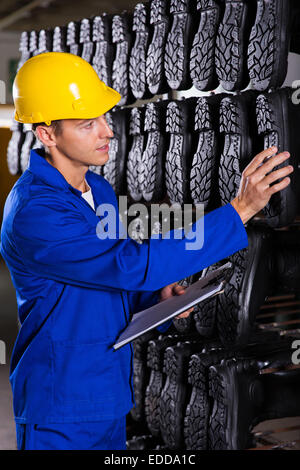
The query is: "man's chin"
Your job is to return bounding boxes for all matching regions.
[92,152,109,166]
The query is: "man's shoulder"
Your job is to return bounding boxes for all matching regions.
[3,169,74,226]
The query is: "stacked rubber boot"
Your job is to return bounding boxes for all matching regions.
[101,108,130,196]
[256,87,300,228]
[66,20,81,56]
[190,93,226,211]
[215,0,256,91]
[248,0,300,91]
[146,0,170,96]
[190,0,224,91]
[218,89,262,206]
[91,14,114,86]
[165,98,198,206]
[209,337,300,449]
[129,2,152,101]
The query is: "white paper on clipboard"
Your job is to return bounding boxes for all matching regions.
[113,262,232,350]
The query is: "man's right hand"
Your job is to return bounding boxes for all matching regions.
[230,146,294,224]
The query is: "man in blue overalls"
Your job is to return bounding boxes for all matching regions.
[0,52,293,450]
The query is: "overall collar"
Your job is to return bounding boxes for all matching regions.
[28,147,97,197]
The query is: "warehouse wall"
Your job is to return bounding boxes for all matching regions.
[0,128,18,221]
[0,31,20,105]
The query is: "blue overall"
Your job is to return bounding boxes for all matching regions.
[0,147,248,449]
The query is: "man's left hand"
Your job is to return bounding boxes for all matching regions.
[159,282,194,319]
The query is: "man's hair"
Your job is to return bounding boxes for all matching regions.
[32,119,63,137]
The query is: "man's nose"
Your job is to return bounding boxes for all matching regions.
[98,116,114,138]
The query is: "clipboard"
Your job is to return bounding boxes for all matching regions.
[113,262,232,350]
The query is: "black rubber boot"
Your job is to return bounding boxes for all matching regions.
[218,89,263,206]
[130,331,157,423]
[159,340,203,449]
[20,130,35,173]
[184,330,280,450]
[101,107,130,196]
[17,32,31,71]
[145,334,183,438]
[184,341,223,450]
[7,121,25,176]
[190,0,224,91]
[256,87,300,228]
[79,18,94,64]
[141,100,170,203]
[129,2,152,101]
[52,26,68,53]
[193,261,226,337]
[91,14,114,87]
[216,226,274,346]
[208,340,300,449]
[172,275,196,334]
[146,0,170,96]
[248,0,300,91]
[215,0,257,91]
[164,0,197,91]
[112,12,135,106]
[29,30,39,56]
[127,106,146,202]
[66,20,82,56]
[37,29,52,54]
[190,92,227,211]
[165,98,198,206]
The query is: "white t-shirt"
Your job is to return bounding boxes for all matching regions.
[81,179,95,211]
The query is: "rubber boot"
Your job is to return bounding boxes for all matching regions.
[215,0,257,91]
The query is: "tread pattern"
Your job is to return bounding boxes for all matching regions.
[164,0,192,90]
[194,262,223,337]
[190,97,220,209]
[52,26,68,53]
[17,31,31,71]
[79,18,94,63]
[190,1,220,91]
[159,343,193,449]
[145,336,179,437]
[208,362,229,449]
[112,14,132,106]
[173,275,194,333]
[129,3,150,100]
[215,1,247,91]
[146,0,169,95]
[256,93,282,224]
[183,353,210,450]
[247,0,287,91]
[141,102,167,203]
[127,107,144,201]
[165,101,193,205]
[218,97,243,205]
[91,16,113,86]
[67,21,81,56]
[20,131,35,173]
[7,121,24,176]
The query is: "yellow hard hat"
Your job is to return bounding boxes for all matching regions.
[13,52,121,125]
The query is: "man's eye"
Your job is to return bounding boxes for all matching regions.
[85,122,93,128]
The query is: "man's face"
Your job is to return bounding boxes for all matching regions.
[53,115,114,167]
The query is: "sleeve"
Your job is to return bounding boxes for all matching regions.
[11,195,248,294]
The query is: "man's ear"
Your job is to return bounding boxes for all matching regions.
[35,125,57,148]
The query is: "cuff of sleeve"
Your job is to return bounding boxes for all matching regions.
[224,202,248,248]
